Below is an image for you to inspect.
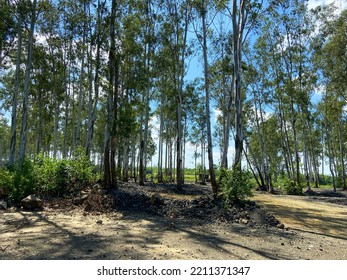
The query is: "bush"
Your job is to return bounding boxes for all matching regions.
[280,177,302,195]
[35,150,94,195]
[34,155,69,195]
[1,150,96,201]
[0,167,12,197]
[0,160,36,203]
[69,148,94,187]
[220,165,253,206]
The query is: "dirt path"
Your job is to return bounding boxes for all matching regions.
[1,189,346,260]
[251,193,347,239]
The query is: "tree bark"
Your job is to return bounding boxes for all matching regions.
[19,0,37,164]
[201,3,217,195]
[9,12,22,167]
[76,0,87,149]
[104,0,117,188]
[86,0,102,156]
[232,0,246,172]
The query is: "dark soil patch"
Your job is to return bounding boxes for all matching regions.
[43,182,281,229]
[303,189,347,206]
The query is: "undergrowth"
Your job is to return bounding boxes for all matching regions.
[0,149,95,203]
[220,164,253,206]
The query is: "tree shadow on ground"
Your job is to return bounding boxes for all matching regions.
[0,207,299,260]
[252,195,347,240]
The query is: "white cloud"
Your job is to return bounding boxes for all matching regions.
[307,0,347,11]
[213,108,222,121]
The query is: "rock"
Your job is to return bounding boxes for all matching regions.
[150,194,164,206]
[21,195,43,210]
[277,223,285,229]
[0,200,7,210]
[96,220,103,225]
[73,194,89,205]
[241,219,249,225]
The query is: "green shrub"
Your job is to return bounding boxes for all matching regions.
[1,150,95,200]
[280,177,302,195]
[220,165,253,206]
[69,148,94,187]
[34,155,69,195]
[0,167,12,197]
[34,150,94,195]
[1,160,37,203]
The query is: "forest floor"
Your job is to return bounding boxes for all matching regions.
[0,183,346,260]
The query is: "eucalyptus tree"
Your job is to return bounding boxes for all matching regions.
[209,0,267,174]
[193,99,208,185]
[8,1,24,167]
[242,53,274,191]
[209,25,233,171]
[252,0,317,191]
[18,0,38,164]
[191,0,218,194]
[154,0,193,188]
[85,0,108,157]
[103,0,120,188]
[137,0,157,186]
[312,7,347,190]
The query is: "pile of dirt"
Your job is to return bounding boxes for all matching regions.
[304,189,346,197]
[303,188,347,206]
[42,182,282,229]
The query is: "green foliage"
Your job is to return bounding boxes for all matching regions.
[69,147,95,186]
[0,167,12,197]
[35,149,94,195]
[1,150,95,201]
[0,160,36,203]
[277,176,302,195]
[220,165,253,206]
[34,155,69,195]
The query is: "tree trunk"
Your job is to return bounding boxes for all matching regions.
[232,0,246,172]
[201,4,217,195]
[35,89,43,155]
[103,0,117,188]
[327,131,336,192]
[9,13,22,167]
[175,2,190,189]
[290,96,301,192]
[76,1,87,149]
[19,0,37,164]
[86,0,102,156]
[157,93,164,183]
[139,138,145,185]
[338,120,346,190]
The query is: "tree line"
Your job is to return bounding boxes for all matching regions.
[0,0,346,197]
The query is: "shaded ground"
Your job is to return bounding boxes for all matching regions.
[1,183,346,260]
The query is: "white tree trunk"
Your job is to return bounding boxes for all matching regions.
[19,0,37,164]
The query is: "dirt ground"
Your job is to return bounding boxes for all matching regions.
[0,183,346,260]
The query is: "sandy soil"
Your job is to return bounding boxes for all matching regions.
[1,186,346,260]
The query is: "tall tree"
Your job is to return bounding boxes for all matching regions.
[103,0,119,188]
[9,3,23,167]
[19,0,38,164]
[193,0,218,195]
